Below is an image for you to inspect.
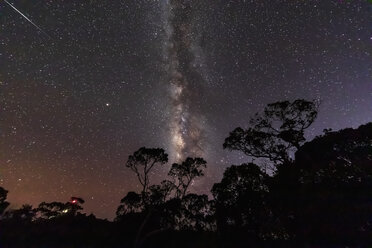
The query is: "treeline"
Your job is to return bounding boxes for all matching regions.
[1,99,372,248]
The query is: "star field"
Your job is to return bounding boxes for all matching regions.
[0,0,371,219]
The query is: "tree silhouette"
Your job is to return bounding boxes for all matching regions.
[37,201,68,219]
[289,123,372,243]
[121,149,213,247]
[37,198,85,219]
[0,187,9,215]
[3,204,35,222]
[68,197,85,215]
[224,99,318,165]
[168,157,207,198]
[124,147,170,247]
[160,193,214,231]
[126,147,168,195]
[212,163,270,237]
[146,180,174,206]
[178,194,214,231]
[116,191,143,217]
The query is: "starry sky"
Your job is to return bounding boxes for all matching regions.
[0,0,371,219]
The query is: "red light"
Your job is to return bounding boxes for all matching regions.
[72,200,77,204]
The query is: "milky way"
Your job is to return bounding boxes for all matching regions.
[163,0,206,161]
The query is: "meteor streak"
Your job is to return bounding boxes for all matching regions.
[3,0,50,38]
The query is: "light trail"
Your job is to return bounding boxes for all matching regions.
[3,0,50,38]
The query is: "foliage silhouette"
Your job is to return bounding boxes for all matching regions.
[123,154,209,248]
[169,157,207,198]
[126,147,168,195]
[37,197,85,219]
[212,163,270,237]
[2,204,35,222]
[289,123,372,244]
[161,193,215,231]
[0,187,9,215]
[224,99,318,165]
[116,191,144,217]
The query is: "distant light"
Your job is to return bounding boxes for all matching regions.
[62,209,69,213]
[105,103,110,107]
[72,199,77,204]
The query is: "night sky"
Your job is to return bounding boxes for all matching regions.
[1,0,371,219]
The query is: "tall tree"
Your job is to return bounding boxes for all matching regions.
[126,147,168,195]
[125,147,168,248]
[224,99,318,165]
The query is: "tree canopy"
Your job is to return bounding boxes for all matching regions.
[169,157,207,198]
[126,147,168,194]
[224,99,318,165]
